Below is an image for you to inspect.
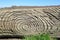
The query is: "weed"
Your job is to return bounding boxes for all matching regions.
[23,33,57,40]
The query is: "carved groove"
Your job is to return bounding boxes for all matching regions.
[0,7,60,37]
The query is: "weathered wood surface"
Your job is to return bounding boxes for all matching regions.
[0,6,60,38]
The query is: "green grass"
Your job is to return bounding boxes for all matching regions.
[23,33,57,40]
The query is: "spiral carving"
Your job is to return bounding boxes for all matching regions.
[0,7,60,35]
